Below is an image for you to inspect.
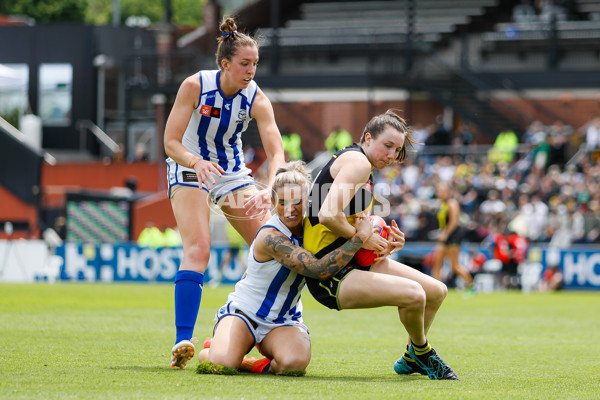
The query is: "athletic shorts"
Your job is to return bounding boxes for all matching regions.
[442,227,465,246]
[305,257,372,311]
[166,157,254,203]
[214,300,310,346]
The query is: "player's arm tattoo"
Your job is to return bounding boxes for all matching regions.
[264,233,364,280]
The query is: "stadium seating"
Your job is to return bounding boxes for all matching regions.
[481,1,600,55]
[259,0,500,48]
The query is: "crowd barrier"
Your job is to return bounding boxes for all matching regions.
[0,240,598,291]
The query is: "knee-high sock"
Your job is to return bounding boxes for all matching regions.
[174,270,204,344]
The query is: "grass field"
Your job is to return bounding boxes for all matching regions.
[1,283,599,399]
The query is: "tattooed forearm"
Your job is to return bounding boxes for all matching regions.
[310,235,364,279]
[264,232,364,280]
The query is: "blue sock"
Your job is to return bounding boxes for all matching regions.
[174,270,204,344]
[261,363,271,374]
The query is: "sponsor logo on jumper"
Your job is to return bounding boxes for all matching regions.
[200,105,212,116]
[182,171,198,182]
[200,105,221,118]
[225,103,231,111]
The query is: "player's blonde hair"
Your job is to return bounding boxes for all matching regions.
[271,161,313,205]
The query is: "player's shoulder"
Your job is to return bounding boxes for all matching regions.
[254,225,292,259]
[256,224,289,243]
[251,86,270,106]
[335,148,370,170]
[178,73,202,98]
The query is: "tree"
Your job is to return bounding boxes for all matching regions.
[0,0,87,23]
[1,0,205,27]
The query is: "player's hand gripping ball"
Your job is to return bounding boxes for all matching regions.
[355,215,388,267]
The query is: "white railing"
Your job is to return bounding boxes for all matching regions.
[0,115,56,165]
[76,119,120,155]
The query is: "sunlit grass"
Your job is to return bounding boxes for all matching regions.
[1,283,598,399]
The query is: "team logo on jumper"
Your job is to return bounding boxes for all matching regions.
[235,109,248,124]
[200,105,221,118]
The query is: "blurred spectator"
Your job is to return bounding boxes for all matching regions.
[138,221,164,248]
[138,222,181,248]
[581,199,600,243]
[479,189,507,223]
[363,122,599,268]
[488,129,518,164]
[522,120,545,146]
[522,194,549,241]
[584,116,600,162]
[162,225,182,247]
[413,205,438,241]
[457,122,475,146]
[282,132,303,160]
[513,0,538,23]
[410,122,430,152]
[244,145,267,173]
[134,142,149,161]
[538,264,563,291]
[325,126,353,153]
[400,157,420,191]
[433,156,456,183]
[425,115,451,146]
[547,120,572,167]
[531,130,551,171]
[538,0,568,22]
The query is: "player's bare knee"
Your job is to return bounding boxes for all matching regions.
[208,351,239,370]
[432,281,448,305]
[185,240,211,269]
[197,348,210,362]
[403,282,426,310]
[276,353,310,372]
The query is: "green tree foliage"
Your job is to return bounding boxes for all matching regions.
[84,0,113,25]
[1,0,204,27]
[0,0,87,23]
[172,0,204,28]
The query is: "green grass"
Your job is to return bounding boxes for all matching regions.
[1,283,599,399]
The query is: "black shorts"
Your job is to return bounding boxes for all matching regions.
[305,256,371,311]
[443,227,465,246]
[503,260,519,276]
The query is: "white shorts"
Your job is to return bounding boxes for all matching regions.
[166,157,255,203]
[214,300,309,345]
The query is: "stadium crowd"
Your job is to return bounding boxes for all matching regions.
[371,116,600,248]
[243,113,599,291]
[253,113,600,250]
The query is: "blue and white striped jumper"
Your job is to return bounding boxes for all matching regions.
[181,69,258,174]
[228,214,305,325]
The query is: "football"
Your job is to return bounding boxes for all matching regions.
[355,215,388,267]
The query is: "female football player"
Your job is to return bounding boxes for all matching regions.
[303,109,458,380]
[197,161,374,375]
[430,180,473,289]
[164,16,285,369]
